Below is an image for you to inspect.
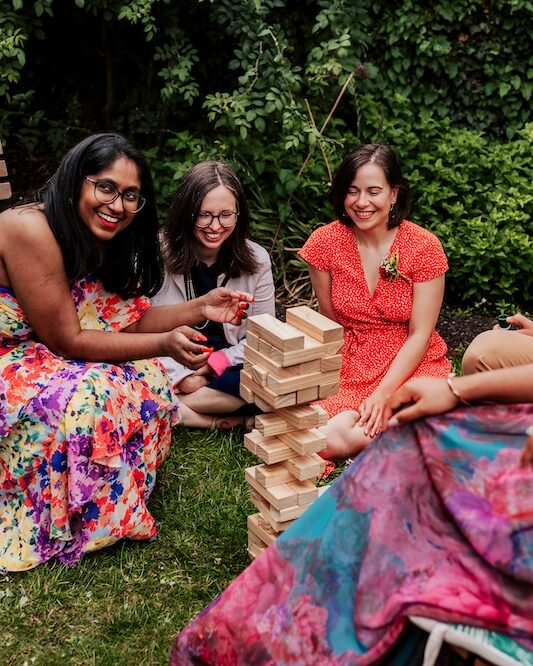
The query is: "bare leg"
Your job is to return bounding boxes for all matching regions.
[319,410,373,460]
[178,388,249,429]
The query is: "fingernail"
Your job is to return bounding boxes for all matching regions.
[196,333,208,342]
[202,347,214,354]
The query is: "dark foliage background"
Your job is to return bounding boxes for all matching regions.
[1,0,531,307]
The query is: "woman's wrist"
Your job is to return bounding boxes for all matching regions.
[446,373,470,406]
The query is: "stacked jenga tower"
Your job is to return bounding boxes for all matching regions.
[239,306,343,559]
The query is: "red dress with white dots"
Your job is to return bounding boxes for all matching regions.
[298,219,451,417]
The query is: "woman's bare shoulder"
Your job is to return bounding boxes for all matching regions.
[0,203,54,244]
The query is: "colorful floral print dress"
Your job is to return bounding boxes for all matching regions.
[298,220,451,416]
[0,277,179,572]
[171,404,533,665]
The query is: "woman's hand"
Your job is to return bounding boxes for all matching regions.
[164,326,213,370]
[201,288,254,326]
[507,314,533,336]
[178,373,211,394]
[357,389,389,437]
[384,377,459,427]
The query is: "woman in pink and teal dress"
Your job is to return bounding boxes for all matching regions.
[0,133,252,572]
[170,363,533,665]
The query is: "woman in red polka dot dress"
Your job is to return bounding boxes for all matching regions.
[298,143,451,459]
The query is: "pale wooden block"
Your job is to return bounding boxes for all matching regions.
[318,381,340,399]
[255,462,294,487]
[250,364,269,387]
[255,412,295,436]
[0,182,12,200]
[270,337,344,367]
[241,369,296,409]
[243,359,253,372]
[247,513,279,546]
[247,313,305,352]
[246,467,299,510]
[239,382,255,404]
[296,385,319,404]
[254,435,299,465]
[278,427,327,456]
[267,369,340,395]
[320,354,343,372]
[286,479,319,505]
[254,394,274,413]
[317,484,330,497]
[247,540,265,560]
[249,490,295,532]
[277,404,328,429]
[284,452,325,481]
[245,331,260,350]
[286,305,344,343]
[0,140,4,155]
[0,161,7,178]
[244,344,321,379]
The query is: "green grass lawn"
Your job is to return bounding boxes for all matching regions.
[0,427,260,666]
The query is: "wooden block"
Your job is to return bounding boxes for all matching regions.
[318,381,339,399]
[296,385,319,404]
[245,430,298,464]
[239,382,255,403]
[254,394,274,413]
[247,513,279,546]
[254,462,294,487]
[267,369,340,395]
[241,369,296,409]
[0,161,7,178]
[284,452,325,481]
[250,364,269,387]
[320,354,342,372]
[244,344,321,379]
[285,305,344,344]
[278,428,326,456]
[270,337,344,367]
[0,141,4,155]
[247,540,265,560]
[249,490,295,532]
[0,182,12,200]
[286,479,319,505]
[245,467,299,510]
[276,404,328,429]
[247,314,305,351]
[255,412,295,437]
[245,330,260,350]
[317,485,330,497]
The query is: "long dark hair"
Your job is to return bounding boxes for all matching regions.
[329,143,411,229]
[163,161,258,277]
[39,132,163,298]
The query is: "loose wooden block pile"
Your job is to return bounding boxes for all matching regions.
[240,306,343,559]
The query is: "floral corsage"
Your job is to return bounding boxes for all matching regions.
[379,249,404,281]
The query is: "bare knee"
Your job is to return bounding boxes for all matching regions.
[321,410,370,460]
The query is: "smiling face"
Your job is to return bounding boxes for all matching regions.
[343,162,398,233]
[193,184,238,264]
[77,156,141,242]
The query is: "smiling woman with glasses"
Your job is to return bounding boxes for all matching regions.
[152,160,275,430]
[0,133,253,571]
[84,176,147,213]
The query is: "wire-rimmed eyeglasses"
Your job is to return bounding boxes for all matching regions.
[85,177,146,213]
[195,211,238,228]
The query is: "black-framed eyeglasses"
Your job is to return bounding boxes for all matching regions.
[84,177,146,213]
[195,211,238,228]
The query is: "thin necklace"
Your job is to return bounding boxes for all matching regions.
[184,271,231,331]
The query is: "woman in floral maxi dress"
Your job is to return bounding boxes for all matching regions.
[0,133,252,571]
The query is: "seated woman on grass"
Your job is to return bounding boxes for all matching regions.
[298,143,451,460]
[152,161,275,429]
[170,356,533,665]
[0,133,252,572]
